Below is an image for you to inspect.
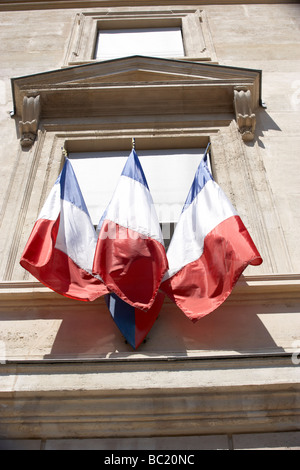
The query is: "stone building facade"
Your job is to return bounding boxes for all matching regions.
[0,0,299,450]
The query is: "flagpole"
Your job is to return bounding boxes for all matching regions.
[132,137,136,150]
[204,141,212,174]
[61,146,68,159]
[205,141,211,155]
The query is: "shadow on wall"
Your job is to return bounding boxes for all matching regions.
[0,290,289,359]
[35,295,288,358]
[248,107,282,149]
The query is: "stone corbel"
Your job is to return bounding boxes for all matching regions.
[19,95,41,148]
[234,87,256,142]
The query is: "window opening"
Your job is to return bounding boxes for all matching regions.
[94,27,185,60]
[69,148,207,246]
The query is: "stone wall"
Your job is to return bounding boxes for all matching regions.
[0,2,299,443]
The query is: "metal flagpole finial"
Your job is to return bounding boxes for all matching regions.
[61,146,68,159]
[132,138,136,150]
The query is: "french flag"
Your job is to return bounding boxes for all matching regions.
[105,292,165,349]
[20,159,108,301]
[160,147,263,322]
[93,149,168,311]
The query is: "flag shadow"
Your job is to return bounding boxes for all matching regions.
[42,295,288,359]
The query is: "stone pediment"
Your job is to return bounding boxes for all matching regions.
[11,56,262,145]
[65,68,210,85]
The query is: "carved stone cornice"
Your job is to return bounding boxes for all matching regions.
[0,356,299,439]
[0,1,298,12]
[11,56,262,142]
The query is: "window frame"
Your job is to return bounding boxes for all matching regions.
[63,8,218,66]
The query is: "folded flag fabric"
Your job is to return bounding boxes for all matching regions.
[20,159,108,301]
[93,149,168,311]
[105,291,165,349]
[160,148,263,322]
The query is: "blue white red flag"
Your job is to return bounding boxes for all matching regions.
[20,159,108,301]
[105,291,165,349]
[93,149,168,311]
[160,147,263,322]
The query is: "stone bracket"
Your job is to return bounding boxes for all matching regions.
[234,87,256,142]
[19,95,41,148]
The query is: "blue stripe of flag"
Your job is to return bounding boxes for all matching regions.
[121,149,149,190]
[182,146,212,212]
[58,159,90,215]
[105,293,136,348]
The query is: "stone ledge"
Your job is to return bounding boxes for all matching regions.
[0,273,299,304]
[1,355,299,392]
[0,357,299,439]
[0,0,299,13]
[1,431,300,450]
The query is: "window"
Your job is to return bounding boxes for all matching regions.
[69,148,206,246]
[94,27,185,61]
[64,9,217,66]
